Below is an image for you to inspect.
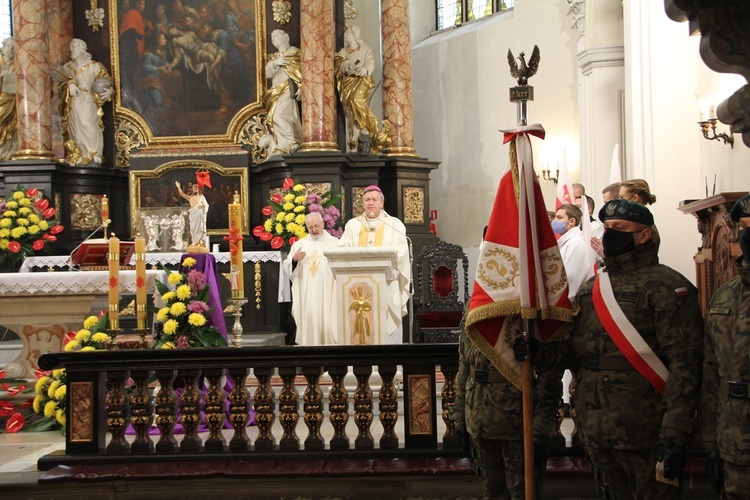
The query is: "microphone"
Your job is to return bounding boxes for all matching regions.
[68,219,111,271]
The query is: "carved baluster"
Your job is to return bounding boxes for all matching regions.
[440,363,459,449]
[106,370,130,454]
[327,365,349,450]
[302,366,324,450]
[129,369,154,453]
[378,364,398,449]
[203,368,226,451]
[228,367,250,451]
[178,369,202,452]
[353,365,374,449]
[549,399,567,449]
[278,366,299,450]
[154,369,177,453]
[253,367,276,450]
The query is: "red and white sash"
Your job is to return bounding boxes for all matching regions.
[591,270,668,394]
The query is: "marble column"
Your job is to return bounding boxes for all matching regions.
[46,0,74,160]
[298,0,339,153]
[12,0,54,160]
[381,0,417,157]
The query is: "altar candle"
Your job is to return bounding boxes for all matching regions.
[101,194,109,226]
[134,234,147,329]
[228,192,244,298]
[108,234,120,329]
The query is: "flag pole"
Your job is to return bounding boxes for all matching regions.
[509,47,538,499]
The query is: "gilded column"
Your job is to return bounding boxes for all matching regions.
[298,0,339,152]
[12,0,54,159]
[381,0,417,156]
[47,0,74,160]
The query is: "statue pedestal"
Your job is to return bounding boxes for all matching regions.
[325,247,397,345]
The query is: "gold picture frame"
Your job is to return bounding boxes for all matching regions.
[110,0,267,147]
[130,160,249,236]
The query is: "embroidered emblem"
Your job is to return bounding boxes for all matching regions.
[477,247,519,290]
[308,250,320,277]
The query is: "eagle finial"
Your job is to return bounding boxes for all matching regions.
[507,45,541,86]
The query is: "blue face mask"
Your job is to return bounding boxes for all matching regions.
[551,220,567,235]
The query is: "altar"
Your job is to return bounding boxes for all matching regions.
[0,270,167,380]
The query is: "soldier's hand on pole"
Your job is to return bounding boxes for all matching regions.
[657,438,687,479]
[512,336,539,361]
[706,450,725,493]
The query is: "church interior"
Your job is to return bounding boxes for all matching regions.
[0,0,748,498]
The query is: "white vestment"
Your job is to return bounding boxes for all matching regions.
[283,231,339,345]
[338,211,410,344]
[558,228,591,303]
[188,195,209,246]
[590,217,604,240]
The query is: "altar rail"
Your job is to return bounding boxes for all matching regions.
[37,344,468,470]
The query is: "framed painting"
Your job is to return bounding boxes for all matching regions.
[130,160,249,235]
[110,0,266,146]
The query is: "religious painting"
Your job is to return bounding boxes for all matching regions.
[111,0,266,145]
[130,160,249,235]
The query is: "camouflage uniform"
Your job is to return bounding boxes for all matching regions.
[702,256,750,499]
[566,240,703,499]
[451,314,561,499]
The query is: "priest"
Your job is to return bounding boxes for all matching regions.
[338,185,411,344]
[283,212,339,345]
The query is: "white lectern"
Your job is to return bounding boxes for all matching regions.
[324,247,398,345]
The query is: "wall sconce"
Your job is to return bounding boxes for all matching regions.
[541,166,559,183]
[698,104,733,147]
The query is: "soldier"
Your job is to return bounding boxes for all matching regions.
[522,199,703,498]
[452,310,560,499]
[701,194,750,499]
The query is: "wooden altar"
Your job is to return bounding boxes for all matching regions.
[678,191,749,313]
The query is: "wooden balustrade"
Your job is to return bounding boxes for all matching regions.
[37,344,465,470]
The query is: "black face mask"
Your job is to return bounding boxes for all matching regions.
[602,228,637,257]
[739,228,750,261]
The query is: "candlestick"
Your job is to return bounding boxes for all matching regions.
[134,233,147,329]
[101,194,110,230]
[228,192,244,298]
[108,233,120,330]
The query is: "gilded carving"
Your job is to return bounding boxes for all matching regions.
[239,113,270,164]
[70,193,104,231]
[272,1,292,24]
[403,186,424,224]
[114,117,145,168]
[70,381,94,442]
[349,285,373,345]
[352,187,365,217]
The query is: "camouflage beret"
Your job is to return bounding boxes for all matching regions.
[598,199,654,226]
[730,195,750,222]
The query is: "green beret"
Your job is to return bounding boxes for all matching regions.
[730,195,750,222]
[598,199,654,226]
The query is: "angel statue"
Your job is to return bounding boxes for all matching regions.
[0,37,18,160]
[170,212,188,251]
[334,25,390,154]
[58,39,113,165]
[142,214,162,251]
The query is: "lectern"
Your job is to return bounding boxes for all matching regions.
[324,247,398,345]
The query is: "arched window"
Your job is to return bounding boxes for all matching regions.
[436,0,513,31]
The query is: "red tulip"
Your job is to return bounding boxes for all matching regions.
[42,207,56,219]
[7,241,20,253]
[261,205,274,216]
[259,232,273,242]
[288,236,298,246]
[271,193,282,204]
[0,401,14,417]
[6,412,25,433]
[270,236,284,249]
[252,225,265,237]
[283,178,294,190]
[35,198,49,211]
[50,224,64,235]
[33,239,45,251]
[42,233,57,241]
[25,188,39,197]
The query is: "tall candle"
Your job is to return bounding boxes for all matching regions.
[108,234,120,329]
[134,234,147,329]
[101,194,109,227]
[228,192,244,298]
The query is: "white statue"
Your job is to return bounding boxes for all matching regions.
[58,38,113,165]
[0,37,18,160]
[142,214,162,251]
[175,181,209,247]
[170,212,188,251]
[259,29,302,158]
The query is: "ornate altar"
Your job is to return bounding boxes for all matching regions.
[678,191,749,313]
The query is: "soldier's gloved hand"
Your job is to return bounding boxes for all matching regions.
[657,438,687,480]
[454,424,471,454]
[706,450,724,493]
[512,336,540,362]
